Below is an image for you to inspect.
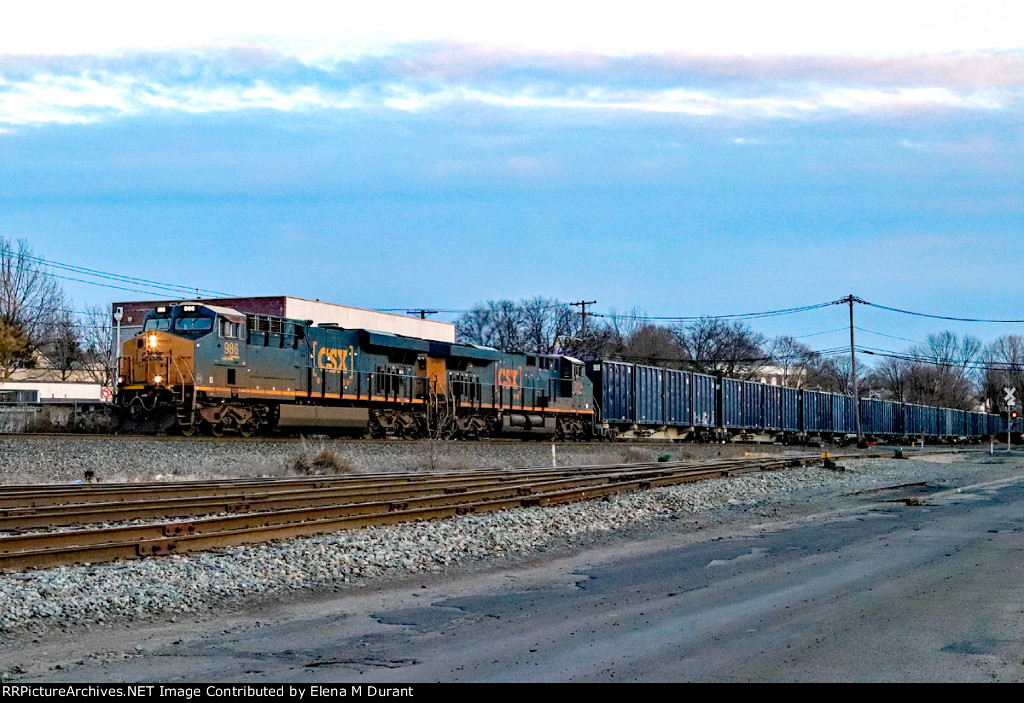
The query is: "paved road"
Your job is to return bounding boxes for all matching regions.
[14,471,1024,682]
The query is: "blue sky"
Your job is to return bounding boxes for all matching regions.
[3,1,1024,355]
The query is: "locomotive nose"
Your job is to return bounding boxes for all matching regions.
[118,330,194,388]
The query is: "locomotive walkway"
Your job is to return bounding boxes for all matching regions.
[0,452,896,571]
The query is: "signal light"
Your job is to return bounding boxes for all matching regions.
[1013,411,1019,420]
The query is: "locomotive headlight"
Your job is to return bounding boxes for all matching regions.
[147,334,158,349]
[117,376,125,385]
[153,375,163,385]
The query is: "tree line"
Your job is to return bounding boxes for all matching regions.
[1,238,114,385]
[456,297,1024,412]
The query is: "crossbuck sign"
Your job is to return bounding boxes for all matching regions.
[1005,387,1017,408]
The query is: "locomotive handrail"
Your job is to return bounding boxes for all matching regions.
[168,354,198,425]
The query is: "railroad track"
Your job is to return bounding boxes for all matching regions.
[0,452,893,572]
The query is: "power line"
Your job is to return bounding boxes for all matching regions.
[859,299,1024,324]
[591,300,839,322]
[856,345,1022,373]
[11,251,234,299]
[379,308,468,314]
[853,326,923,345]
[607,345,852,367]
[406,309,438,319]
[386,298,1024,327]
[46,271,193,297]
[793,326,849,339]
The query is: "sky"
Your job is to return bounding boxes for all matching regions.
[3,1,1024,359]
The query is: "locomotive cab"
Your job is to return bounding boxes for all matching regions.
[147,304,216,338]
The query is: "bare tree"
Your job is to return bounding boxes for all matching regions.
[903,331,982,409]
[0,237,68,381]
[79,303,116,385]
[616,324,683,368]
[800,353,857,394]
[40,307,82,381]
[765,335,814,387]
[601,307,648,343]
[864,356,911,402]
[458,297,607,356]
[981,334,1024,412]
[456,300,530,352]
[520,297,577,354]
[672,317,767,379]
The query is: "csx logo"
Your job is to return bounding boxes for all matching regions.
[315,345,353,372]
[496,368,520,388]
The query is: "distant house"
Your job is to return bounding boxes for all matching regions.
[0,352,106,404]
[755,364,809,388]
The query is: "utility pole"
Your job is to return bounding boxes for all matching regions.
[406,309,438,320]
[570,300,597,339]
[113,306,123,390]
[845,294,865,447]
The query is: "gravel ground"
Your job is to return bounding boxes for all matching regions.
[0,435,804,484]
[0,436,1014,657]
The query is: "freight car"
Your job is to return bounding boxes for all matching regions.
[115,303,594,438]
[587,359,1005,445]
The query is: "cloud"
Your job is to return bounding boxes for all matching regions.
[1,44,1022,126]
[6,2,1024,56]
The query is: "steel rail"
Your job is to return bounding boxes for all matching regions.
[0,453,890,571]
[0,456,798,528]
[0,454,818,517]
[0,446,970,505]
[0,456,818,530]
[0,455,800,509]
[0,456,815,556]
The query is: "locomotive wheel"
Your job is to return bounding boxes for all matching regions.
[210,423,225,437]
[179,423,198,437]
[238,422,258,438]
[397,412,423,439]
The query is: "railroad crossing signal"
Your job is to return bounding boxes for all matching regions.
[1004,387,1017,408]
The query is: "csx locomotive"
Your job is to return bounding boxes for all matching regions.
[116,302,1005,443]
[115,303,593,438]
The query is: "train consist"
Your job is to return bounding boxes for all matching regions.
[116,302,1004,443]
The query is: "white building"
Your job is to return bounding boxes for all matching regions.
[110,295,455,350]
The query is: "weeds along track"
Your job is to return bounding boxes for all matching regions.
[0,453,889,571]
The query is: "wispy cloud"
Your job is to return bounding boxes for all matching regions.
[1,44,1022,126]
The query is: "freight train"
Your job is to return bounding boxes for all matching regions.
[115,302,1005,444]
